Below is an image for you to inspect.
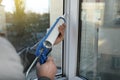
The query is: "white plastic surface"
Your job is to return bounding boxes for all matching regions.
[45,19,65,46]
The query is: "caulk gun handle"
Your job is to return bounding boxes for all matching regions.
[39,48,52,64]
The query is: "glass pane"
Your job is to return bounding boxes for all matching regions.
[1,0,63,79]
[79,0,120,80]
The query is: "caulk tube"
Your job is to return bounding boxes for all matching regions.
[43,17,66,48]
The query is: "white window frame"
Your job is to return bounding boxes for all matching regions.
[63,0,83,80]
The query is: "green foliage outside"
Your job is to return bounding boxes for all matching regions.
[6,0,50,51]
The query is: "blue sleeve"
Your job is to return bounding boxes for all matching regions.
[38,76,51,80]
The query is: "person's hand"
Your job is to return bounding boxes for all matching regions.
[36,56,57,80]
[54,23,66,45]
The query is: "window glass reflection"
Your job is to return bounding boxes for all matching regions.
[79,0,120,80]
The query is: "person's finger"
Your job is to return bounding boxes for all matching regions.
[60,23,66,31]
[46,56,54,62]
[59,24,65,32]
[36,62,41,69]
[60,24,66,32]
[62,23,66,28]
[58,28,64,39]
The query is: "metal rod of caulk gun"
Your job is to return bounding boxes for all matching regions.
[25,56,39,78]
